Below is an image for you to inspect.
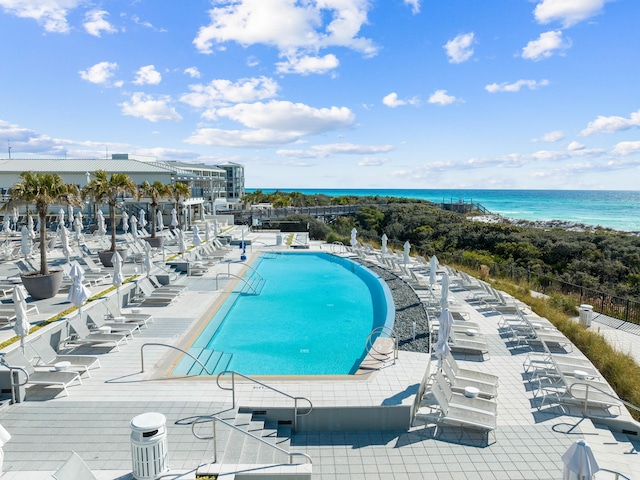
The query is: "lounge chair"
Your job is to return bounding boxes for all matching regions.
[433,371,498,415]
[86,309,140,337]
[416,371,497,444]
[133,279,180,306]
[445,356,499,387]
[148,274,186,293]
[27,335,100,378]
[441,358,498,399]
[65,316,129,352]
[2,348,82,397]
[91,301,153,328]
[536,368,622,415]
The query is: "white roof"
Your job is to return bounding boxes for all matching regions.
[0,158,179,174]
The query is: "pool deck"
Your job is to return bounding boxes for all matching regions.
[0,228,638,479]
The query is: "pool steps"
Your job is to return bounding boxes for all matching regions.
[196,409,312,479]
[173,347,232,376]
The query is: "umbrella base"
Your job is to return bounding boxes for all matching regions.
[143,236,163,248]
[20,270,64,300]
[98,249,129,267]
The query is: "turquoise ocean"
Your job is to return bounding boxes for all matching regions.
[250,189,640,232]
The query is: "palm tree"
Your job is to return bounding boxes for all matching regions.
[168,182,191,228]
[81,170,138,253]
[139,181,172,239]
[9,172,81,276]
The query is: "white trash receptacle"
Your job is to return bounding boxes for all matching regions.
[130,412,168,480]
[579,304,593,327]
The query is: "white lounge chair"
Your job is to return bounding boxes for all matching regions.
[27,335,101,378]
[2,349,82,397]
[433,371,498,415]
[92,301,153,328]
[441,358,498,399]
[445,356,499,387]
[65,317,129,352]
[416,371,497,444]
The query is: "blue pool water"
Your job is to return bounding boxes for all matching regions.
[173,252,394,376]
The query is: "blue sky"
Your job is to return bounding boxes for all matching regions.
[1,0,639,190]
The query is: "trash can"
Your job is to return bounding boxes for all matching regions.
[579,304,593,327]
[275,233,282,246]
[130,412,168,480]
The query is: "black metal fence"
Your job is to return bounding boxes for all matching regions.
[438,252,640,327]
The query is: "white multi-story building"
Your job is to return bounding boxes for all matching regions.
[0,154,244,228]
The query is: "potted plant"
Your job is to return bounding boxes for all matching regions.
[82,170,138,267]
[8,172,81,299]
[139,181,172,248]
[168,182,191,229]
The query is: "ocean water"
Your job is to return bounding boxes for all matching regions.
[251,189,640,232]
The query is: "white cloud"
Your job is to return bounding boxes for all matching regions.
[612,141,640,156]
[534,130,565,142]
[185,128,305,148]
[358,156,389,166]
[278,143,394,158]
[186,100,355,148]
[276,54,340,75]
[567,141,584,151]
[83,9,116,37]
[180,77,280,119]
[184,67,201,78]
[382,92,419,108]
[428,90,457,105]
[522,30,569,60]
[580,109,640,136]
[0,0,83,33]
[133,65,162,85]
[193,0,377,72]
[404,0,420,15]
[485,79,550,93]
[444,32,475,64]
[120,92,182,122]
[216,101,354,133]
[534,0,610,28]
[79,61,119,85]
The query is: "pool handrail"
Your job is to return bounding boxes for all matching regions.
[366,325,398,364]
[190,414,313,465]
[250,240,277,253]
[216,370,313,433]
[140,343,213,375]
[215,272,259,294]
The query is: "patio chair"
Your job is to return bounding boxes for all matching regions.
[27,335,100,378]
[1,348,82,398]
[65,316,129,352]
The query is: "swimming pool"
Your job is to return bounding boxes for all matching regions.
[173,252,394,376]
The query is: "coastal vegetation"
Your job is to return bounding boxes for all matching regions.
[249,191,640,301]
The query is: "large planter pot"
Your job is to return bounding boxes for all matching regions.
[143,236,163,248]
[98,249,129,267]
[20,270,64,300]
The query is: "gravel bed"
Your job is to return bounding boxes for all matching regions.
[357,260,431,353]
